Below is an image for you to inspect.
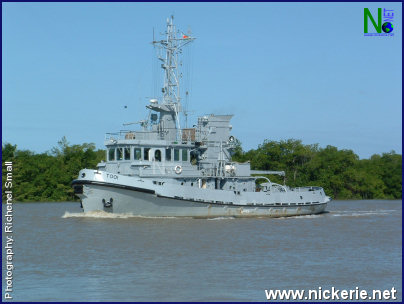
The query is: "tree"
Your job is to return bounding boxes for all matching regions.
[2,138,104,202]
[2,138,401,202]
[231,140,402,200]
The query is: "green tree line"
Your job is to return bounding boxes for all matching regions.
[2,137,402,202]
[233,139,401,200]
[2,137,104,202]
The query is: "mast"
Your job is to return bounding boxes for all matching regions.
[152,16,195,140]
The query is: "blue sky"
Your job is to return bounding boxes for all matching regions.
[2,2,402,159]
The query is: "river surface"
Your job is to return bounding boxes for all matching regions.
[2,200,402,301]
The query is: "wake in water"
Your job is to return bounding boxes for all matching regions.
[275,214,326,220]
[275,209,397,219]
[62,209,397,220]
[207,217,236,220]
[62,211,179,219]
[62,210,134,219]
[330,209,396,217]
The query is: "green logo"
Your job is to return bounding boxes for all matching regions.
[364,8,382,33]
[382,22,394,33]
[364,8,394,36]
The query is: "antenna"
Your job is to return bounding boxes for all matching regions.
[152,16,195,105]
[151,15,196,140]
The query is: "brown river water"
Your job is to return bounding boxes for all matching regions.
[2,200,402,301]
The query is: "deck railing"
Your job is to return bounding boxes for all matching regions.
[105,129,197,143]
[291,186,323,192]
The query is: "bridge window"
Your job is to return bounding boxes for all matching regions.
[155,149,161,162]
[144,148,150,161]
[190,151,197,164]
[124,147,130,160]
[182,149,188,162]
[174,149,180,161]
[134,148,141,160]
[166,148,171,161]
[117,148,123,160]
[108,148,115,161]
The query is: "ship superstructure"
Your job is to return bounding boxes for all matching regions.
[72,16,330,217]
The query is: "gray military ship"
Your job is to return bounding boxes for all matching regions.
[72,16,331,217]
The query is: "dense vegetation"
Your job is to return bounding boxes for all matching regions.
[233,139,401,200]
[2,137,402,202]
[2,137,104,202]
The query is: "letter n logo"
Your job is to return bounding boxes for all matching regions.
[364,8,382,33]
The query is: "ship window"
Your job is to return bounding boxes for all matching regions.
[144,148,150,160]
[134,148,141,160]
[155,149,161,162]
[166,148,172,161]
[190,151,197,164]
[182,149,188,161]
[117,148,123,160]
[108,148,115,161]
[124,147,130,160]
[174,149,180,161]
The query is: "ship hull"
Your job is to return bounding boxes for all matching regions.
[74,182,328,218]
